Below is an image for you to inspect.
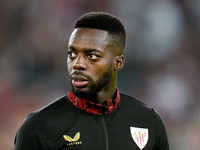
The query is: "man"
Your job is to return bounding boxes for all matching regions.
[14,12,169,150]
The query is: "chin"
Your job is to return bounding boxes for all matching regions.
[72,85,97,100]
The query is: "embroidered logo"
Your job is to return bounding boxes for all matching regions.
[63,132,82,146]
[130,127,148,149]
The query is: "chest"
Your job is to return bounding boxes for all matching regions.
[45,112,156,150]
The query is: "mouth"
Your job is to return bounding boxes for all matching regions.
[71,75,89,87]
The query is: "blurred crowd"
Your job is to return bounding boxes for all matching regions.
[1,0,200,149]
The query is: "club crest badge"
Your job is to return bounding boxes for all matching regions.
[130,127,148,149]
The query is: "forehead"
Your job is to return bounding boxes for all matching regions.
[68,28,110,48]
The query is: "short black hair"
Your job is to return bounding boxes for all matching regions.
[74,12,126,50]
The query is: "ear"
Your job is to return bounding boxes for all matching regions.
[114,55,125,71]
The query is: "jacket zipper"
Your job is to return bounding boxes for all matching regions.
[101,115,109,150]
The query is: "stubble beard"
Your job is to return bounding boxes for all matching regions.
[71,67,112,103]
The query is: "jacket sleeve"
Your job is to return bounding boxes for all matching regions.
[153,110,169,150]
[14,113,46,150]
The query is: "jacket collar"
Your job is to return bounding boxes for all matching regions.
[68,88,120,115]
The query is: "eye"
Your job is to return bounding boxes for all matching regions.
[88,54,99,60]
[68,51,77,58]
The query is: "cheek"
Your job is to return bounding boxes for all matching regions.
[91,62,113,80]
[67,60,73,72]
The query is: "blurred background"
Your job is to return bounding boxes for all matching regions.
[1,0,200,149]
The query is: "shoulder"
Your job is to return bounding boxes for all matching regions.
[18,95,69,129]
[35,95,68,113]
[119,93,152,111]
[119,92,168,129]
[119,93,164,122]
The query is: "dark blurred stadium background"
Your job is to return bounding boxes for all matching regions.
[1,0,200,149]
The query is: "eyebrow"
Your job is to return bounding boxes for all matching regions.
[68,45,75,51]
[68,45,102,54]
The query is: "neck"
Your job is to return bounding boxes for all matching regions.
[94,86,116,104]
[94,75,118,104]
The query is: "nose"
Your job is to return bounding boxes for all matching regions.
[73,56,86,70]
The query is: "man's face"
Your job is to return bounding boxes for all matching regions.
[67,28,116,101]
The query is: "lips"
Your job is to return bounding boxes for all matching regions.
[71,74,89,87]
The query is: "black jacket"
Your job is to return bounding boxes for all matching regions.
[14,93,169,150]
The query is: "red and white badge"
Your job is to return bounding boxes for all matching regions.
[130,127,148,149]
